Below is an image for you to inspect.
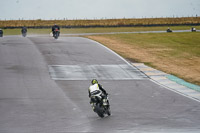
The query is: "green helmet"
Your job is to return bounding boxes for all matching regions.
[91,79,98,85]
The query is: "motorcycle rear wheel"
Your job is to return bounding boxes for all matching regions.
[97,112,104,118]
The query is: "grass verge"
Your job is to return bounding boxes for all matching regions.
[86,32,200,86]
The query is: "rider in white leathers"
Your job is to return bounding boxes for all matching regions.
[88,79,107,98]
[88,79,108,109]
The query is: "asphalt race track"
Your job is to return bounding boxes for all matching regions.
[0,36,200,133]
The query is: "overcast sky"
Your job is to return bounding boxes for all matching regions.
[1,0,200,20]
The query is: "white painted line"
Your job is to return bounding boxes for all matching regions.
[150,79,200,103]
[86,38,200,103]
[158,80,176,85]
[140,67,156,71]
[179,89,197,93]
[88,38,132,66]
[189,93,200,97]
[132,63,145,67]
[150,76,167,80]
[145,72,167,76]
[166,84,188,90]
[49,64,147,81]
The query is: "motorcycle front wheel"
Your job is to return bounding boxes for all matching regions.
[107,109,111,116]
[97,112,104,118]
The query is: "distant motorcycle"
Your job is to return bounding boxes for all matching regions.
[90,93,111,118]
[166,28,172,33]
[0,29,3,37]
[191,27,196,32]
[53,28,60,39]
[21,27,27,37]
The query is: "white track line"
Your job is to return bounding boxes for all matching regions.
[86,37,200,103]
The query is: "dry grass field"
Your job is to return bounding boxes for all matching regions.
[86,32,200,86]
[0,17,200,27]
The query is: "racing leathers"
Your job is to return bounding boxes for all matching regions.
[88,83,107,98]
[21,27,27,34]
[88,83,108,109]
[52,25,60,36]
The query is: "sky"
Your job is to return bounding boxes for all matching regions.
[1,0,200,20]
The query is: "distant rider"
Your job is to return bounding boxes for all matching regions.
[166,27,172,32]
[21,26,27,34]
[0,29,3,37]
[52,24,60,36]
[191,27,196,32]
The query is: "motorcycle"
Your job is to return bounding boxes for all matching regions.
[53,28,60,39]
[191,27,196,32]
[0,29,3,37]
[21,28,27,37]
[90,94,111,118]
[166,28,172,33]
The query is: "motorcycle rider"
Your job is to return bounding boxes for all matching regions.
[21,26,27,34]
[0,29,3,37]
[88,79,108,109]
[52,24,60,36]
[191,27,196,32]
[166,27,172,32]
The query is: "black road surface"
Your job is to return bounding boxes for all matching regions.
[0,36,200,133]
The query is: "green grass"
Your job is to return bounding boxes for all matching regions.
[3,29,21,35]
[61,26,199,33]
[86,32,200,85]
[109,32,200,57]
[3,28,51,35]
[123,32,197,54]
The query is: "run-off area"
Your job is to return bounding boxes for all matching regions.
[48,64,147,80]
